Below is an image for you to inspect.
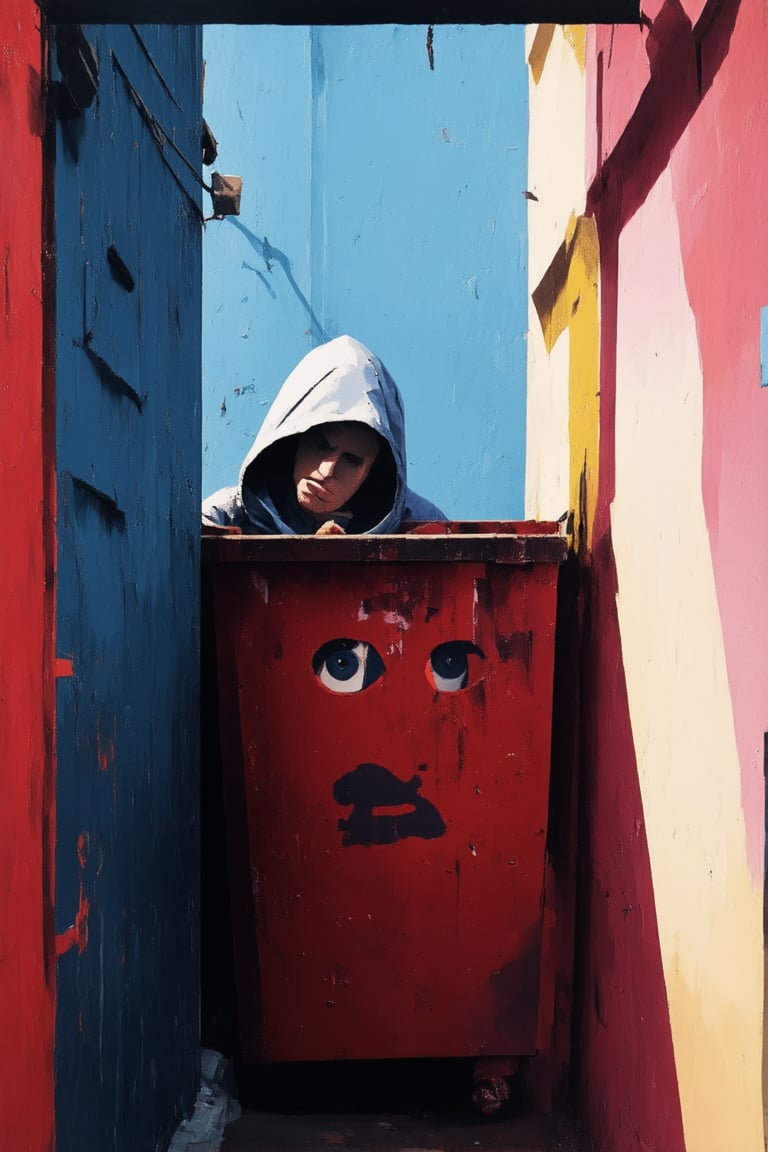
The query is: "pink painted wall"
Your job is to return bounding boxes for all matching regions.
[673,2,768,884]
[0,2,56,1148]
[578,1,766,1147]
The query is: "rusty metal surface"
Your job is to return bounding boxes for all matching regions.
[212,549,562,1064]
[202,522,568,567]
[211,171,243,216]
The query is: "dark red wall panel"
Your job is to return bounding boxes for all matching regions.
[0,2,56,1149]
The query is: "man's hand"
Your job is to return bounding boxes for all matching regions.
[315,520,347,536]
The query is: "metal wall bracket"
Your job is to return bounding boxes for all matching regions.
[210,172,243,218]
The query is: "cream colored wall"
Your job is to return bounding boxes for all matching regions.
[525,25,587,523]
[612,166,763,1152]
[526,19,766,1151]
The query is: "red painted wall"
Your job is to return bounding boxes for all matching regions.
[0,3,56,1148]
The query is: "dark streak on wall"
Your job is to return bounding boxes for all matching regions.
[52,24,202,1152]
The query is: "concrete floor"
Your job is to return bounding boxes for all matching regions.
[222,1109,584,1152]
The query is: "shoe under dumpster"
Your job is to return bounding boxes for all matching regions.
[203,521,568,1089]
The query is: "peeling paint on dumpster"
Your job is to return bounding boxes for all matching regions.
[207,524,565,1064]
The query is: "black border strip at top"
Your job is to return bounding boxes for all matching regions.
[201,530,568,565]
[40,0,639,24]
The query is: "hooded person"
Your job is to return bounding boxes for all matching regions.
[202,335,446,535]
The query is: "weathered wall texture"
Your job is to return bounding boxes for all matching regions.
[525,23,588,528]
[528,4,766,1150]
[0,3,56,1150]
[201,24,529,520]
[52,23,203,1152]
[1,17,204,1150]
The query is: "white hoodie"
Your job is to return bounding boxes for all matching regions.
[202,335,445,534]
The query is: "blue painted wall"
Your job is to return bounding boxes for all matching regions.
[54,25,202,1152]
[202,24,528,519]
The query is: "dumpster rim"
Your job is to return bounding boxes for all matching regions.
[201,527,568,565]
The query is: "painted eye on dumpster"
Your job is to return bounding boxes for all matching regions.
[312,639,385,694]
[427,641,486,693]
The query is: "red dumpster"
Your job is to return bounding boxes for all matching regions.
[204,522,567,1075]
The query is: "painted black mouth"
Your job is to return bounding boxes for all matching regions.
[333,762,447,847]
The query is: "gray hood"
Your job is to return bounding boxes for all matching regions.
[240,335,408,535]
[202,335,446,533]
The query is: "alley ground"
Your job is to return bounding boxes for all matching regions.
[218,1060,588,1152]
[222,1109,584,1151]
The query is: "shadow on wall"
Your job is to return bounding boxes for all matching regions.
[575,537,686,1151]
[572,2,741,1149]
[586,0,739,232]
[227,217,329,343]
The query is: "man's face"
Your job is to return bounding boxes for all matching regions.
[293,422,380,518]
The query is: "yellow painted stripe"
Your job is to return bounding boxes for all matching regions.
[563,25,587,72]
[528,23,556,85]
[531,214,600,549]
